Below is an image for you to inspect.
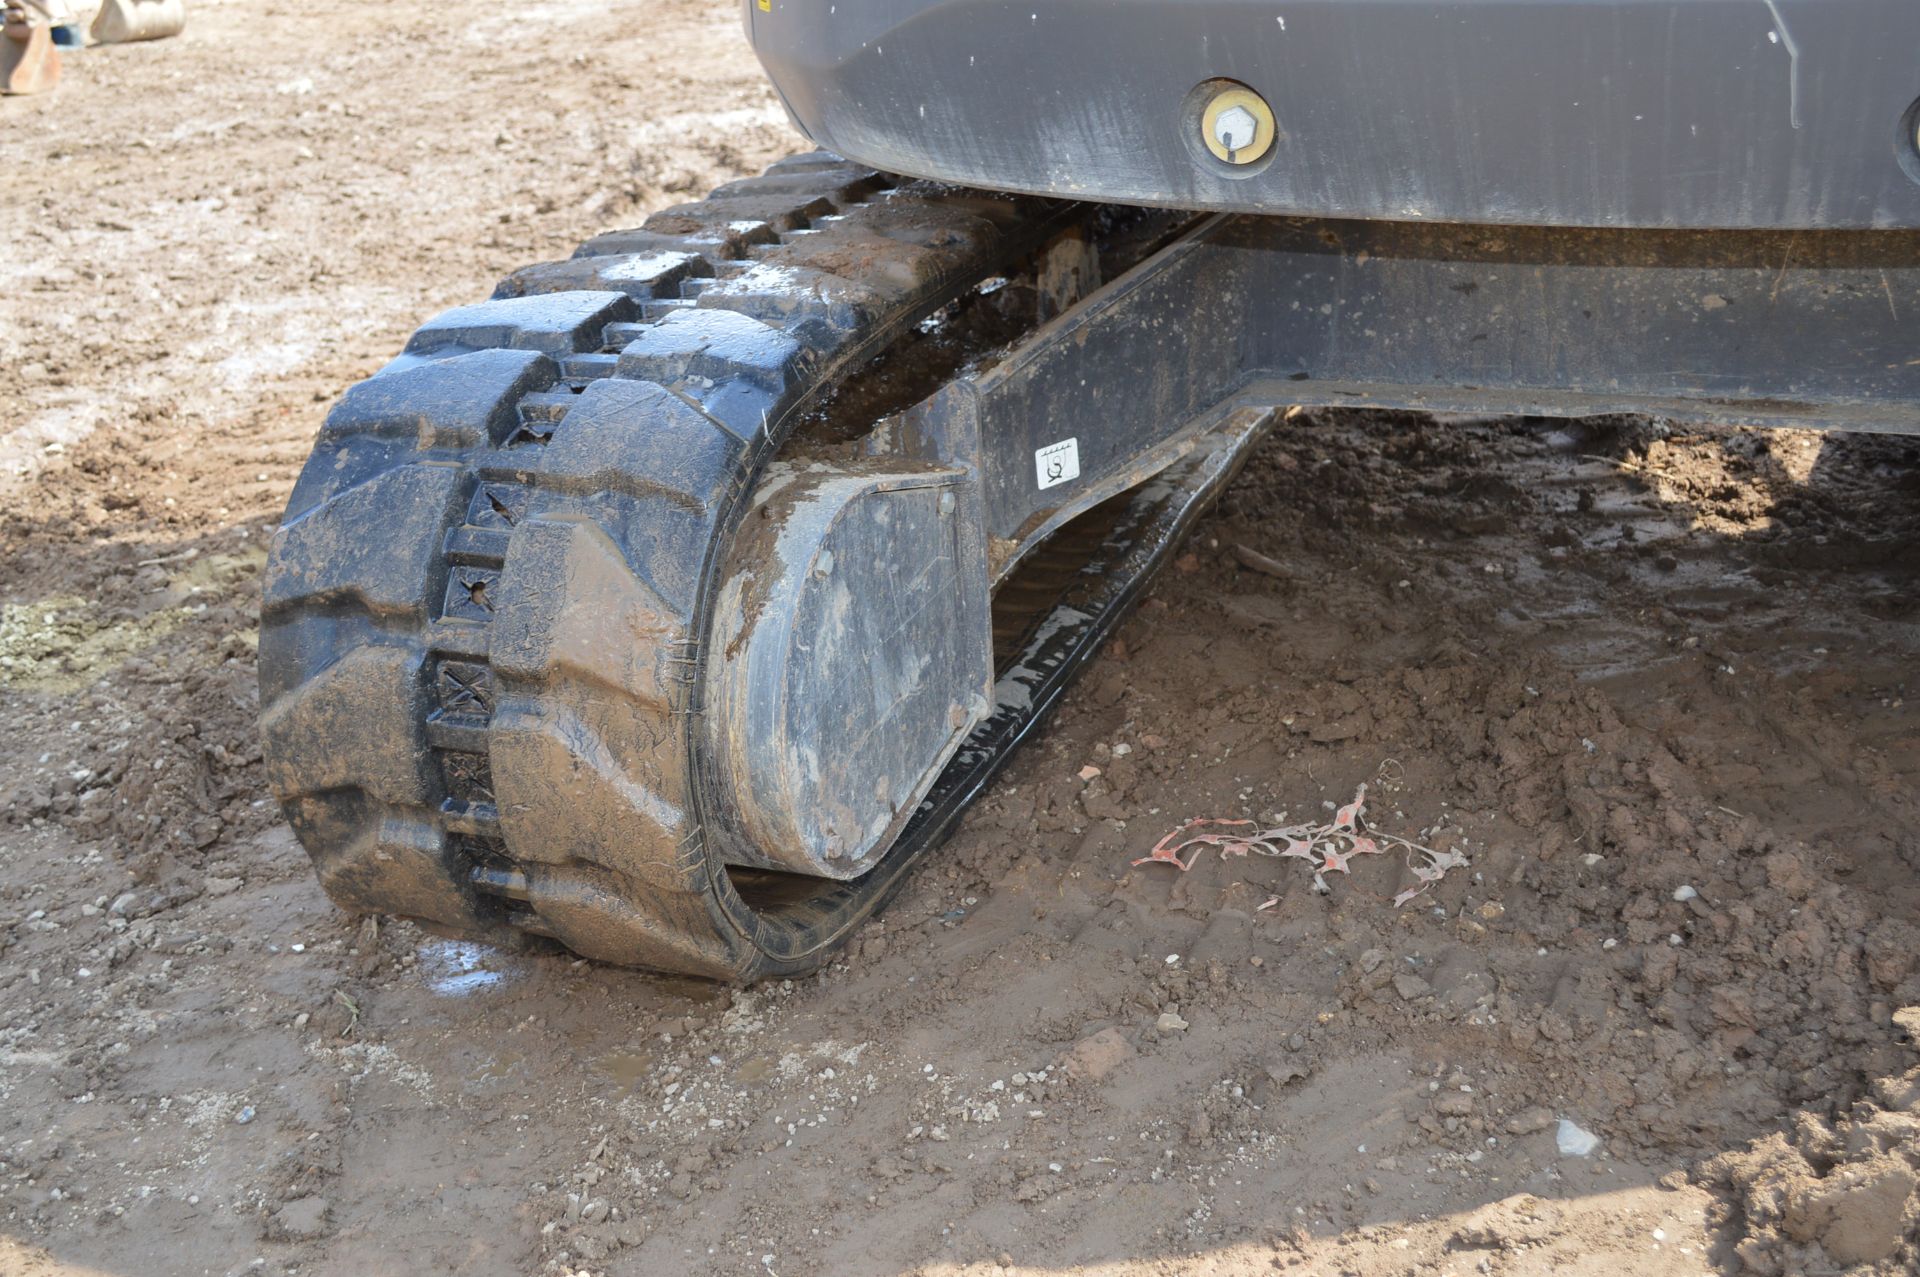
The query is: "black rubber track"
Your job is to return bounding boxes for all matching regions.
[259,154,1251,980]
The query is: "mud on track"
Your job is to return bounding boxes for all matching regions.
[3,2,1920,1275]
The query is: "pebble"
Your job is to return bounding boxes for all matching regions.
[1555,1119,1600,1157]
[1392,973,1433,1001]
[233,1106,256,1126]
[1058,1027,1134,1082]
[1504,1106,1555,1135]
[1156,1011,1189,1033]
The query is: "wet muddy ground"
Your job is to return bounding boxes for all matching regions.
[4,2,1919,1275]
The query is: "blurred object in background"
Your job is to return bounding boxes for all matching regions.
[2,0,62,95]
[91,0,182,44]
[50,0,99,48]
[3,0,181,96]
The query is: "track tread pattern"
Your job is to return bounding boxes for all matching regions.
[262,155,1069,978]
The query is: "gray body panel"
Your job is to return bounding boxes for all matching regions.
[748,0,1920,230]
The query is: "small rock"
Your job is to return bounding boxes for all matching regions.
[1155,1011,1189,1033]
[204,876,243,897]
[1555,1119,1600,1157]
[1392,973,1433,1001]
[1504,1106,1554,1135]
[1057,1027,1134,1083]
[233,1105,256,1126]
[1433,1091,1474,1117]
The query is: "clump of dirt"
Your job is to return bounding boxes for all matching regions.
[1698,1009,1920,1274]
[0,548,269,882]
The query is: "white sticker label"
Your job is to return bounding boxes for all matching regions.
[1034,438,1080,490]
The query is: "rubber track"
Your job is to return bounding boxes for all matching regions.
[260,154,1075,979]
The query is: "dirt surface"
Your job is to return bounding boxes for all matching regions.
[5,3,1920,1276]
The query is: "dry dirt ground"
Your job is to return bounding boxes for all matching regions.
[4,2,1920,1276]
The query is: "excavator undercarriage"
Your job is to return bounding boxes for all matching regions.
[259,148,1919,979]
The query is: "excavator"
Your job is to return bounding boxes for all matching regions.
[259,0,1920,980]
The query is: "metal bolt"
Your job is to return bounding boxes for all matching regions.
[1213,105,1258,153]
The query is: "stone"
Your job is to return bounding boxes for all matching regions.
[1555,1119,1601,1157]
[1393,973,1433,1001]
[1504,1106,1555,1135]
[1057,1027,1134,1082]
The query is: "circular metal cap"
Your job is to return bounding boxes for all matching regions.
[1200,85,1276,165]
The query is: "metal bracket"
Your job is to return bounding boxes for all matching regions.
[875,215,1920,588]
